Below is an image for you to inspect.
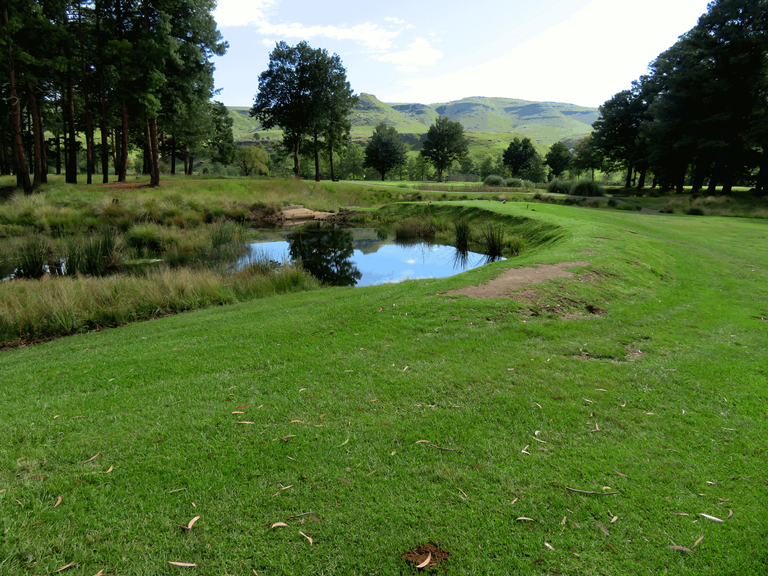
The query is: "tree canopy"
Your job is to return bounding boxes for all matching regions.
[251,41,356,179]
[420,116,469,182]
[544,141,573,179]
[363,123,407,181]
[502,137,545,181]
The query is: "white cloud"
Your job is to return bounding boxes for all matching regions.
[258,21,400,51]
[382,0,710,107]
[397,65,419,73]
[378,38,443,67]
[213,0,275,27]
[385,17,405,24]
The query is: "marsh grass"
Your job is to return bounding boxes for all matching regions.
[0,263,318,345]
[478,223,506,257]
[453,218,471,251]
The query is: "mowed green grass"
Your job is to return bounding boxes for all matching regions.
[1,201,766,575]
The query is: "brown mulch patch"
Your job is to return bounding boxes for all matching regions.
[403,542,450,570]
[446,261,589,299]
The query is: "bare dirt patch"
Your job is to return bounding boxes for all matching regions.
[447,261,589,299]
[403,542,450,571]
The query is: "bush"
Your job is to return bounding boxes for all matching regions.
[687,207,705,216]
[505,178,524,188]
[504,235,525,257]
[546,180,572,195]
[453,219,471,252]
[483,175,505,187]
[571,180,605,197]
[478,224,505,258]
[607,198,618,208]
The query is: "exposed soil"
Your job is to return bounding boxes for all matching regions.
[402,542,450,571]
[447,261,589,299]
[259,205,357,227]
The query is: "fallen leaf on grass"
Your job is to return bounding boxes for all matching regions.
[416,552,431,569]
[694,536,704,548]
[611,516,618,524]
[290,420,303,423]
[282,435,296,440]
[666,546,692,553]
[728,509,733,519]
[169,488,186,494]
[614,469,629,478]
[340,438,349,446]
[339,477,353,485]
[597,523,610,536]
[84,452,100,463]
[457,488,468,499]
[521,445,530,455]
[299,531,313,545]
[516,517,534,521]
[55,562,77,572]
[187,516,200,530]
[271,522,288,529]
[280,485,293,491]
[544,542,554,551]
[403,366,409,371]
[671,512,689,516]
[54,495,62,508]
[561,516,567,525]
[366,470,376,477]
[415,440,430,444]
[168,561,196,567]
[91,466,113,475]
[699,513,724,523]
[238,421,255,425]
[237,405,251,410]
[534,403,543,409]
[510,497,518,505]
[92,571,104,576]
[231,411,244,415]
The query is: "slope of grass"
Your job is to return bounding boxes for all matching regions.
[1,200,766,575]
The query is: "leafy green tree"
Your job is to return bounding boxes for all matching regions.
[251,41,356,180]
[420,116,469,182]
[236,145,269,177]
[363,123,406,181]
[337,143,365,180]
[572,135,604,181]
[544,141,573,179]
[503,137,541,178]
[412,154,434,181]
[478,155,495,180]
[207,101,237,165]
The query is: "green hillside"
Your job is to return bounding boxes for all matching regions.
[230,94,598,156]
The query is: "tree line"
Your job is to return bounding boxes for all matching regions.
[1,0,234,194]
[578,0,768,194]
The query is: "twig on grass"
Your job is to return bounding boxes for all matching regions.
[427,444,462,452]
[565,487,620,495]
[286,511,315,520]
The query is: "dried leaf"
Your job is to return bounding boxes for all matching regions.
[561,516,567,525]
[169,488,186,494]
[457,488,468,498]
[693,536,704,548]
[84,452,100,463]
[271,522,288,528]
[415,440,430,444]
[282,435,296,440]
[666,546,692,553]
[534,402,543,409]
[611,515,618,524]
[597,522,610,536]
[290,420,303,423]
[281,485,293,491]
[168,561,196,567]
[299,531,313,545]
[366,470,376,477]
[338,477,353,485]
[231,411,244,414]
[671,512,689,516]
[55,562,77,572]
[91,465,113,475]
[238,421,255,424]
[340,438,349,446]
[544,542,554,551]
[187,516,200,530]
[54,495,62,508]
[614,469,628,478]
[516,517,534,521]
[92,571,104,576]
[237,405,251,410]
[510,497,518,505]
[699,513,724,523]
[521,445,530,455]
[416,552,431,569]
[727,509,733,518]
[403,366,409,371]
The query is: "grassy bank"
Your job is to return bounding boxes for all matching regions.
[1,192,767,574]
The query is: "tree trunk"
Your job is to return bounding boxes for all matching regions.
[329,143,335,181]
[187,152,194,175]
[118,97,129,181]
[66,71,78,184]
[313,131,320,181]
[637,168,647,190]
[171,138,176,175]
[147,116,160,186]
[27,85,44,187]
[78,3,94,184]
[292,141,300,178]
[3,1,32,193]
[95,3,109,183]
[0,126,8,175]
[624,164,633,188]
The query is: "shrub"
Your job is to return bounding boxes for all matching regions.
[14,237,53,279]
[571,180,605,197]
[483,175,505,187]
[504,235,525,257]
[687,207,705,216]
[607,198,618,208]
[478,224,505,258]
[125,224,168,254]
[547,180,572,195]
[505,178,524,188]
[453,219,471,252]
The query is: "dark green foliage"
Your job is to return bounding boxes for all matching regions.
[14,238,53,279]
[544,141,573,178]
[546,180,573,195]
[505,178,524,188]
[478,224,505,258]
[571,180,604,197]
[503,137,544,181]
[65,228,120,277]
[483,175,505,186]
[687,207,705,216]
[363,123,407,181]
[420,116,469,182]
[453,219,471,252]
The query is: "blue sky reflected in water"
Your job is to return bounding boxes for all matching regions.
[242,229,501,287]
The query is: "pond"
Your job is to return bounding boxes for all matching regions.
[239,225,504,287]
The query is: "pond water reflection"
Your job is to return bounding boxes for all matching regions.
[240,225,504,287]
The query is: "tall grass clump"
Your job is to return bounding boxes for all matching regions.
[546,180,573,195]
[571,180,604,196]
[0,264,320,345]
[504,235,525,256]
[478,224,505,258]
[14,237,54,279]
[453,219,471,252]
[65,228,121,277]
[483,175,505,187]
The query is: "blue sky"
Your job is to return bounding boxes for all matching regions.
[211,0,711,108]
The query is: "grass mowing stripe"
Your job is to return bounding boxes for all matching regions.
[1,202,766,575]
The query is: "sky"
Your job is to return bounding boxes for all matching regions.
[211,0,712,109]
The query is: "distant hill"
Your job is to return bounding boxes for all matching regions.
[230,94,598,158]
